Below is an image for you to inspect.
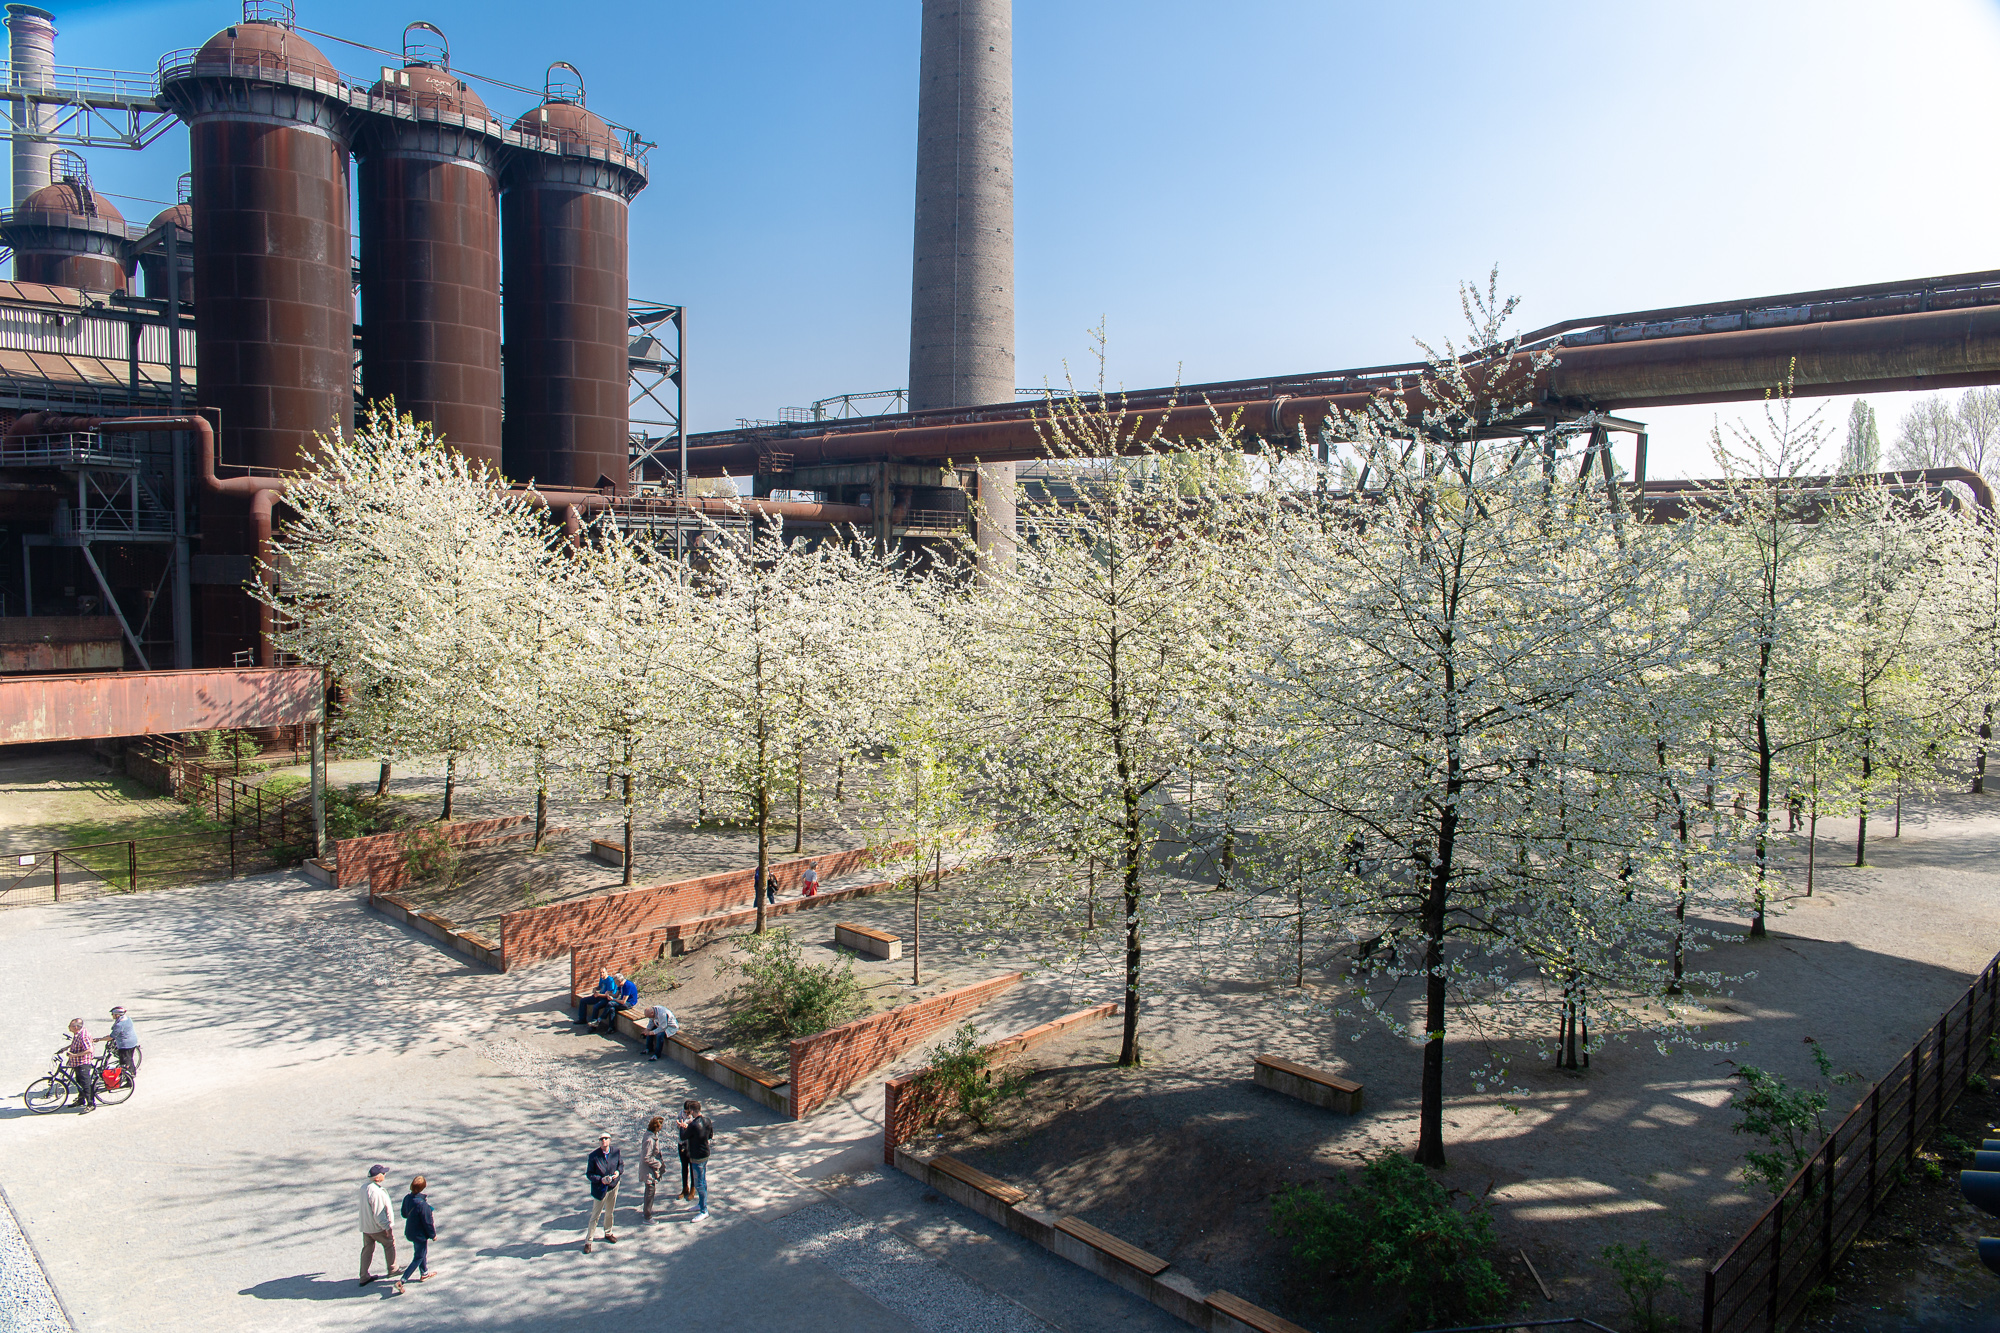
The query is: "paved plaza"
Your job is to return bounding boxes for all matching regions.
[0,872,1179,1333]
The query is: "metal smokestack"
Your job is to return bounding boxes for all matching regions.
[7,4,55,208]
[909,0,1014,562]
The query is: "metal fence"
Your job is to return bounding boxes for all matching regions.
[0,828,295,908]
[1702,953,2000,1332]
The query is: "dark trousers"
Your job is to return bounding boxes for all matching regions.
[679,1146,691,1195]
[578,996,610,1025]
[69,1065,97,1107]
[645,1031,667,1058]
[116,1045,141,1077]
[401,1237,430,1281]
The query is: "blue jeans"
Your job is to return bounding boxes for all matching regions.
[401,1237,429,1281]
[577,996,607,1024]
[690,1160,707,1213]
[645,1031,667,1058]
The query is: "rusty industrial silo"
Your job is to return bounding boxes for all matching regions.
[159,12,354,475]
[355,24,503,469]
[158,8,354,666]
[138,201,193,304]
[500,64,647,493]
[3,155,130,292]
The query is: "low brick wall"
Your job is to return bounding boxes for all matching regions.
[335,815,533,897]
[895,1146,1306,1333]
[883,1001,1119,1163]
[370,892,502,971]
[788,972,1022,1120]
[504,842,911,972]
[587,1004,792,1115]
[564,873,914,997]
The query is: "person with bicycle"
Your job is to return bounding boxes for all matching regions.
[99,1006,140,1085]
[63,1018,97,1113]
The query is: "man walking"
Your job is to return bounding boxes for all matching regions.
[359,1165,397,1285]
[680,1099,713,1221]
[583,1133,621,1253]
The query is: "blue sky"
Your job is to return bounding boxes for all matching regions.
[60,0,2000,474]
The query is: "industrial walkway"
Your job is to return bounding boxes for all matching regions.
[0,871,1179,1333]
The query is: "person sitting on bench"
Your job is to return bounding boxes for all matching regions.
[577,970,618,1027]
[643,1004,678,1060]
[593,974,639,1032]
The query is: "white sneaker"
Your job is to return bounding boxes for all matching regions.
[691,1210,708,1221]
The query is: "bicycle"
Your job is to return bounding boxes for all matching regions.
[93,1047,135,1106]
[22,1049,79,1114]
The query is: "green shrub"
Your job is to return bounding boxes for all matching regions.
[1730,1040,1854,1194]
[1600,1241,1683,1332]
[725,928,865,1062]
[909,1022,1023,1132]
[1271,1151,1507,1328]
[1969,1073,1990,1094]
[402,824,459,887]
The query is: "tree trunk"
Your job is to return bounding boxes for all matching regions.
[1806,772,1819,897]
[533,745,548,851]
[1976,704,1992,795]
[375,757,392,798]
[442,752,455,821]
[1751,640,1773,938]
[912,872,922,985]
[754,775,769,935]
[1415,806,1457,1169]
[793,747,805,854]
[622,770,635,887]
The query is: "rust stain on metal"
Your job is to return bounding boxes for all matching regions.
[0,667,321,744]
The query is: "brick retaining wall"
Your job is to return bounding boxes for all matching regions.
[504,842,912,971]
[883,1001,1119,1162]
[334,815,533,897]
[370,891,502,970]
[787,972,1022,1119]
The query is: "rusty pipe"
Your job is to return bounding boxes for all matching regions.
[68,413,283,666]
[684,304,2000,472]
[521,487,873,527]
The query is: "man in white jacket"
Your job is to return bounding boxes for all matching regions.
[359,1165,397,1285]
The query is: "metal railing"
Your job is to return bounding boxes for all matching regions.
[0,431,140,470]
[1701,953,2000,1333]
[0,826,305,908]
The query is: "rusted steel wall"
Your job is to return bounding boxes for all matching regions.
[0,666,321,743]
[0,640,122,674]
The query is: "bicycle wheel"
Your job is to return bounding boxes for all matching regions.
[94,1065,133,1106]
[23,1075,72,1114]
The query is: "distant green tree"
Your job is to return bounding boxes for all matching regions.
[1840,399,1881,474]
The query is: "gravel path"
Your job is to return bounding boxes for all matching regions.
[0,1184,68,1333]
[767,1201,1054,1333]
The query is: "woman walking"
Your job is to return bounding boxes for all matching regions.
[642,1116,667,1221]
[394,1176,436,1294]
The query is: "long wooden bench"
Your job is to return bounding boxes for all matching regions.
[835,921,902,960]
[1254,1054,1363,1114]
[1207,1289,1312,1333]
[930,1153,1026,1205]
[1055,1216,1169,1276]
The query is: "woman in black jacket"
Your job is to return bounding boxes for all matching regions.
[394,1176,436,1293]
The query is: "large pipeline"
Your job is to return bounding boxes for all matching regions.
[683,304,2000,475]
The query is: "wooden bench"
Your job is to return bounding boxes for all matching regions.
[1207,1290,1311,1333]
[1055,1216,1169,1276]
[708,1051,788,1090]
[590,838,627,867]
[930,1153,1026,1205]
[1254,1054,1363,1114]
[835,921,902,960]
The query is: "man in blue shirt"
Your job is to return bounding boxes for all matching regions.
[576,970,617,1027]
[100,1006,140,1085]
[593,974,638,1033]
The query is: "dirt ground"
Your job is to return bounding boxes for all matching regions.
[1804,1081,2000,1332]
[908,786,2000,1332]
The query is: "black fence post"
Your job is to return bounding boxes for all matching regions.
[51,854,60,903]
[1910,1042,1923,1165]
[1867,1084,1880,1210]
[128,840,136,893]
[1822,1134,1836,1278]
[229,827,237,878]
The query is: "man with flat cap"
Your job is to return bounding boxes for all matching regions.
[359,1164,397,1284]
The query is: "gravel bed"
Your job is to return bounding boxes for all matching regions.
[767,1199,1053,1333]
[0,1185,69,1333]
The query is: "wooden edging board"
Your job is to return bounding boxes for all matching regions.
[893,1144,1297,1332]
[587,1004,792,1115]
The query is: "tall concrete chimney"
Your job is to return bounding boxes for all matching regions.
[909,0,1014,565]
[7,5,56,209]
